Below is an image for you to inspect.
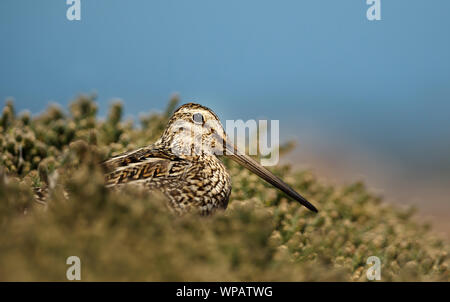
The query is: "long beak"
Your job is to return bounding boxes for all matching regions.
[224,141,318,213]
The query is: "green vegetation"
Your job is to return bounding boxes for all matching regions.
[0,95,448,281]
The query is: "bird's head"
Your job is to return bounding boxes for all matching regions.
[160,103,227,157]
[159,102,318,213]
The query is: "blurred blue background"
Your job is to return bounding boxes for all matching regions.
[1,0,450,234]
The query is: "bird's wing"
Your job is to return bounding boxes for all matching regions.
[102,146,191,188]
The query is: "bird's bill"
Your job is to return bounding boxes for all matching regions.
[224,141,318,213]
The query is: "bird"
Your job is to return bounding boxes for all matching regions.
[102,103,318,215]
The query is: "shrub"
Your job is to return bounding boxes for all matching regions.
[0,96,448,281]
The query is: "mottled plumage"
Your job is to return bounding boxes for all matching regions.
[102,103,318,215]
[103,145,231,215]
[102,103,231,215]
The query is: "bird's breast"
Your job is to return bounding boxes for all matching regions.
[167,156,231,215]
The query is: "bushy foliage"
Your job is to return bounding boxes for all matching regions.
[0,96,448,281]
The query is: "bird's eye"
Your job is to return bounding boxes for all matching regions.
[192,113,204,125]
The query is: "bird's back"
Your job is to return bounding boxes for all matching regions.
[103,143,232,215]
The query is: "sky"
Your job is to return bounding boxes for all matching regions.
[1,1,450,215]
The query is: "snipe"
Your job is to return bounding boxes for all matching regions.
[102,103,318,215]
